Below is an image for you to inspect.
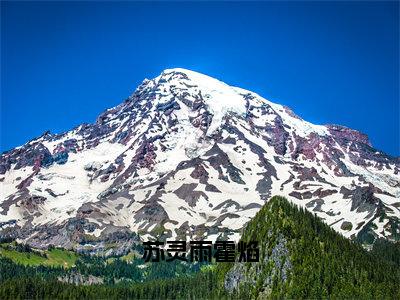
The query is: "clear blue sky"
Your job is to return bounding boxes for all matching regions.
[1,1,399,156]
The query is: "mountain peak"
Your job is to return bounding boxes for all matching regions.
[156,68,235,92]
[153,68,248,136]
[0,69,399,255]
[150,68,332,139]
[160,67,217,80]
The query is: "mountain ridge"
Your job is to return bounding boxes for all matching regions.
[219,196,400,299]
[1,196,399,299]
[1,68,399,255]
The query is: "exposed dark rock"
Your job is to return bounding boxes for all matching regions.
[19,195,46,211]
[350,186,380,214]
[174,183,208,207]
[213,200,241,211]
[341,221,353,231]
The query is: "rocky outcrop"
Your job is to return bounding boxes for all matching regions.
[1,68,399,254]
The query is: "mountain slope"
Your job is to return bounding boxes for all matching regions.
[220,196,400,299]
[1,196,399,300]
[1,68,399,253]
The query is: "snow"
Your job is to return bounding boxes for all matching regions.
[160,68,247,136]
[0,167,31,201]
[24,141,129,226]
[1,67,399,247]
[231,85,329,137]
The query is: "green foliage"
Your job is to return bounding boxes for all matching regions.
[370,238,400,267]
[0,246,215,298]
[0,270,226,300]
[0,196,399,299]
[219,196,400,299]
[0,243,77,267]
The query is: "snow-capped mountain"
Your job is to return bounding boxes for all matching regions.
[1,68,399,254]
